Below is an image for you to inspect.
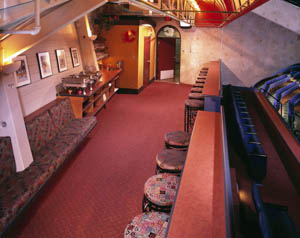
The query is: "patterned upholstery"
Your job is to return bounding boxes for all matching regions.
[25,111,58,154]
[156,149,187,172]
[124,212,169,238]
[191,87,202,93]
[0,137,16,185]
[165,131,190,147]
[188,93,204,100]
[0,97,97,235]
[64,117,97,138]
[48,98,75,130]
[144,174,179,207]
[0,162,50,231]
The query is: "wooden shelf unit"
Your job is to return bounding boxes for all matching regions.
[58,70,121,118]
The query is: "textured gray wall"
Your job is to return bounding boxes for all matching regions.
[221,12,300,87]
[155,12,300,87]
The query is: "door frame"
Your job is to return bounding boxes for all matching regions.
[156,25,181,82]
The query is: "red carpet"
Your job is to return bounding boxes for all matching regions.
[6,82,191,238]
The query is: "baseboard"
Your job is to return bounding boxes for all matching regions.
[117,86,144,94]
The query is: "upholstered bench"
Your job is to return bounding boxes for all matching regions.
[0,98,97,235]
[143,173,179,213]
[124,212,169,238]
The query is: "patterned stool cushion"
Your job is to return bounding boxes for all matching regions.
[195,80,205,84]
[188,93,204,100]
[192,83,204,88]
[124,212,169,238]
[156,149,187,171]
[144,174,179,206]
[165,131,190,147]
[191,87,202,93]
[185,99,204,109]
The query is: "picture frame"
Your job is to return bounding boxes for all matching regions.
[37,52,53,79]
[13,55,31,87]
[70,47,80,67]
[55,49,67,72]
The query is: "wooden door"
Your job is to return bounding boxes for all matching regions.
[157,38,176,80]
[143,36,151,87]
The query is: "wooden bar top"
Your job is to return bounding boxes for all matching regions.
[167,111,226,238]
[59,69,121,98]
[202,60,221,97]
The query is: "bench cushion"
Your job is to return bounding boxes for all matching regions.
[0,137,16,185]
[0,163,51,231]
[61,117,97,138]
[25,110,57,154]
[48,98,75,130]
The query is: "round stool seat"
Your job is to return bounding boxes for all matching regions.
[200,70,207,73]
[188,93,204,100]
[195,79,205,84]
[185,99,204,109]
[202,67,209,70]
[144,174,179,207]
[197,77,206,80]
[192,83,204,88]
[156,149,187,173]
[191,87,202,93]
[124,212,169,238]
[165,131,191,148]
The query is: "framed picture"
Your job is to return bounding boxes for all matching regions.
[55,49,67,72]
[37,52,52,78]
[70,47,80,67]
[13,55,31,87]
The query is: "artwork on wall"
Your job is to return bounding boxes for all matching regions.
[55,49,67,72]
[70,47,80,67]
[37,52,53,79]
[13,55,31,87]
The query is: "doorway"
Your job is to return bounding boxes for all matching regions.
[157,26,181,83]
[143,36,151,87]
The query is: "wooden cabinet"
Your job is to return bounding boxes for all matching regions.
[58,70,121,118]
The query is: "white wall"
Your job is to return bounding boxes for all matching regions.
[17,23,83,116]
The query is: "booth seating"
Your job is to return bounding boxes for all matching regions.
[273,82,299,111]
[164,131,190,150]
[143,173,179,213]
[188,93,204,100]
[184,99,204,133]
[252,184,299,238]
[288,93,300,128]
[124,212,169,238]
[155,149,187,175]
[231,87,267,183]
[0,98,97,234]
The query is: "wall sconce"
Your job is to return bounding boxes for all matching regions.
[89,34,98,41]
[2,61,21,75]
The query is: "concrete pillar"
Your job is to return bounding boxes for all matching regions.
[75,15,99,71]
[0,71,33,171]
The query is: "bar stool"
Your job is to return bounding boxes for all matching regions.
[202,67,209,70]
[185,99,204,132]
[188,92,204,101]
[191,87,203,93]
[192,83,204,88]
[200,70,207,74]
[197,76,206,80]
[195,79,205,84]
[164,130,190,150]
[156,149,187,175]
[143,173,179,213]
[124,212,169,238]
